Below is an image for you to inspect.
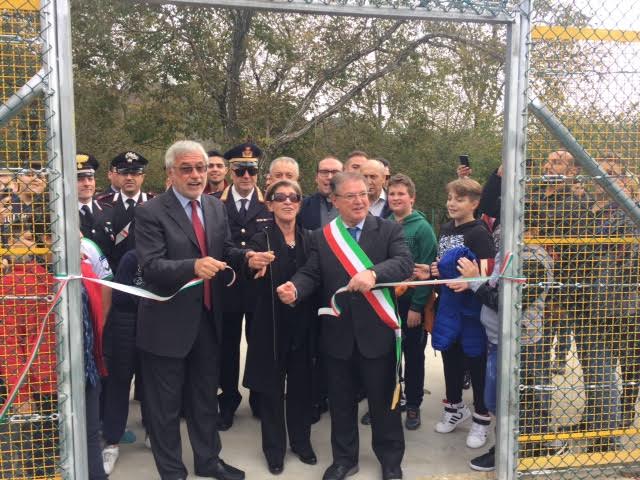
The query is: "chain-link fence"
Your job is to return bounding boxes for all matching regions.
[518,0,640,477]
[1,0,82,478]
[0,2,60,479]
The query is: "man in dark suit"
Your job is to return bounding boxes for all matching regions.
[299,156,343,231]
[135,140,273,480]
[278,172,412,480]
[102,151,154,271]
[216,143,272,430]
[76,152,114,257]
[299,155,343,424]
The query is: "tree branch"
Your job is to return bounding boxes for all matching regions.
[269,31,482,153]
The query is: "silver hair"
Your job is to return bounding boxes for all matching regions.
[165,140,208,169]
[330,171,366,194]
[269,156,299,176]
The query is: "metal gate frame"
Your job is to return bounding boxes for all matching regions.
[2,0,530,477]
[43,0,84,478]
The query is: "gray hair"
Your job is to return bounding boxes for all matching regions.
[165,140,208,169]
[330,172,366,194]
[269,156,299,176]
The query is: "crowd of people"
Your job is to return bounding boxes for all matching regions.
[0,142,639,480]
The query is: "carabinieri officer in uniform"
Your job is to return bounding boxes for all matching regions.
[100,151,154,272]
[216,143,273,430]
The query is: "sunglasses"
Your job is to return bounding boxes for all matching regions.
[233,166,258,177]
[270,192,301,203]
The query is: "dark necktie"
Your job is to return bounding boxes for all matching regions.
[125,198,136,221]
[239,198,248,219]
[347,227,359,241]
[190,200,211,311]
[80,204,94,230]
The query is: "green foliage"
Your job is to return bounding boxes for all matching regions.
[71,0,507,200]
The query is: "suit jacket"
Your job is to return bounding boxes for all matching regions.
[79,199,114,258]
[299,191,329,231]
[104,191,153,271]
[217,186,273,312]
[135,188,245,358]
[378,201,392,220]
[291,214,413,360]
[242,223,315,393]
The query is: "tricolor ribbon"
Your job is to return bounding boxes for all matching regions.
[316,246,524,409]
[0,266,236,422]
[323,218,405,409]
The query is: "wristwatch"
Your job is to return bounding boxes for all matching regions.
[369,269,377,281]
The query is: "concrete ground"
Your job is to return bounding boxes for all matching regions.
[110,341,493,480]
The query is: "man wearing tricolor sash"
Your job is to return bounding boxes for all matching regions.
[277,172,413,480]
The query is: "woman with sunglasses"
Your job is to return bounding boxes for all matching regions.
[243,179,317,475]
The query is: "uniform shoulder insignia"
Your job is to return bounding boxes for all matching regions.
[96,191,115,202]
[220,186,231,202]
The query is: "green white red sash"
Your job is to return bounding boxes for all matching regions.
[322,217,403,408]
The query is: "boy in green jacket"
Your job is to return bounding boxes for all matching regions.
[388,173,438,429]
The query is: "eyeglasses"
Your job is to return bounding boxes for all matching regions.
[270,192,301,203]
[317,169,341,177]
[175,165,206,175]
[233,166,259,177]
[334,192,367,201]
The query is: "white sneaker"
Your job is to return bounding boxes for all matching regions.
[102,445,119,475]
[435,401,471,433]
[466,413,491,448]
[144,432,152,449]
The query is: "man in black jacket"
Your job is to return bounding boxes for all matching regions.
[216,143,273,430]
[76,153,114,257]
[300,156,343,231]
[135,140,271,480]
[278,172,412,480]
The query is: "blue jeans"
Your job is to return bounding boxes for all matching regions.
[484,342,498,415]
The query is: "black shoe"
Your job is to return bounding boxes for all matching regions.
[360,411,371,425]
[291,445,317,465]
[322,463,359,480]
[469,446,495,472]
[217,411,234,431]
[462,370,471,390]
[405,407,421,430]
[197,458,245,480]
[382,465,403,480]
[311,398,329,424]
[268,461,284,475]
[311,404,322,424]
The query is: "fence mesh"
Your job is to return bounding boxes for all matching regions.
[519,0,640,477]
[0,1,61,479]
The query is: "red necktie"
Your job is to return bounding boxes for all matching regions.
[190,200,211,310]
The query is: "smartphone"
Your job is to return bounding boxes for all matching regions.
[459,155,470,167]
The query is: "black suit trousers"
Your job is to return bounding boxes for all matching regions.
[325,347,404,469]
[218,311,258,414]
[260,346,312,464]
[141,312,221,480]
